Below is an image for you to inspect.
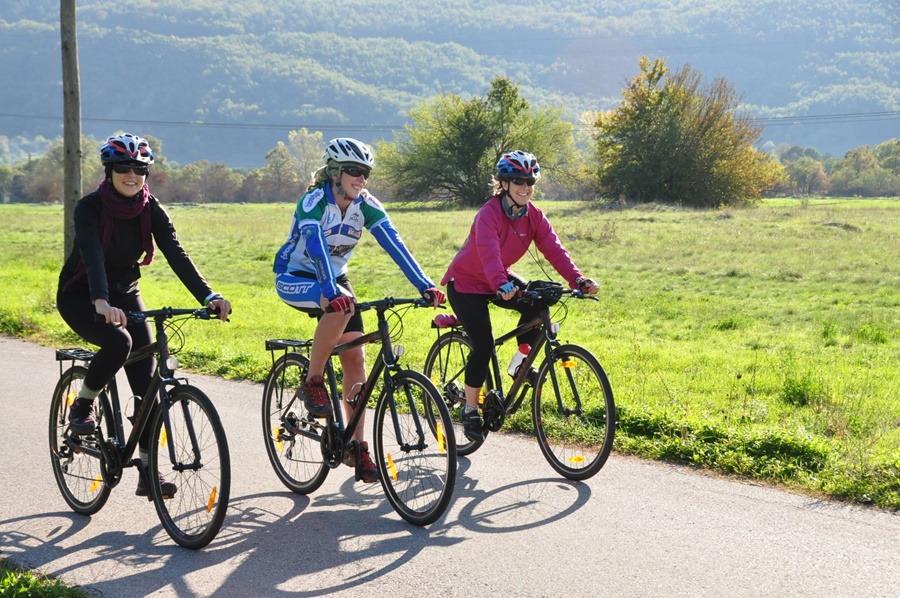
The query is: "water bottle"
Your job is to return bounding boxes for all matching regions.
[507,344,531,378]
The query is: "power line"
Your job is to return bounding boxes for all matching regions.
[1,110,898,133]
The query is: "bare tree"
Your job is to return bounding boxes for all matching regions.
[61,0,82,257]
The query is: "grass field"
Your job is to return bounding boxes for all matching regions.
[1,198,898,510]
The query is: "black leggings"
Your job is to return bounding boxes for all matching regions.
[57,287,156,448]
[446,280,542,389]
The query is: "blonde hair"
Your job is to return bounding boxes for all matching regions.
[308,160,340,191]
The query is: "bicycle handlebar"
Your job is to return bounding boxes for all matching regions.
[516,283,600,306]
[324,296,444,313]
[124,306,221,324]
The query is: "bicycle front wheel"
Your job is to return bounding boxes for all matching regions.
[49,365,112,515]
[373,371,457,526]
[422,331,490,456]
[261,352,328,494]
[532,345,616,481]
[148,385,230,549]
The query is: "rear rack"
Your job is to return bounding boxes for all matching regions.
[56,348,96,362]
[265,339,312,351]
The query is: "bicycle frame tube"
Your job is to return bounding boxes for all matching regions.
[119,315,179,464]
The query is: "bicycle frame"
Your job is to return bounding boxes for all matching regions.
[267,299,432,464]
[58,309,204,486]
[437,291,590,432]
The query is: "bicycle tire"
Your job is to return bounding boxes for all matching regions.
[261,352,329,494]
[148,385,230,549]
[48,365,113,515]
[532,344,616,481]
[372,371,457,526]
[422,331,491,456]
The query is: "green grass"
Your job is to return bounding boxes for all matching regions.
[0,558,91,597]
[2,198,899,511]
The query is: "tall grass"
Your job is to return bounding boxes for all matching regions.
[2,198,898,508]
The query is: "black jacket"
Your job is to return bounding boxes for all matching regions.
[58,191,213,304]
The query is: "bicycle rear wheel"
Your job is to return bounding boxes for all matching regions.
[422,331,490,456]
[372,371,457,526]
[261,352,329,493]
[148,385,230,549]
[48,366,113,515]
[532,344,616,481]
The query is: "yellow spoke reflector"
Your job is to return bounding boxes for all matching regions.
[66,390,77,406]
[207,486,218,513]
[387,453,398,481]
[274,425,283,451]
[90,475,102,493]
[562,360,576,369]
[568,455,586,464]
[437,422,445,454]
[159,428,168,448]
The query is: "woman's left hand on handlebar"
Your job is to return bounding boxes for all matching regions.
[576,277,599,295]
[208,297,232,320]
[422,287,446,308]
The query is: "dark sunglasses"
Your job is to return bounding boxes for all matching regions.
[342,166,370,179]
[510,177,536,187]
[111,164,149,176]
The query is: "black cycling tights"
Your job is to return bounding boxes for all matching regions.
[57,288,156,447]
[446,281,542,389]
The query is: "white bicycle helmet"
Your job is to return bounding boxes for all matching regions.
[324,138,375,168]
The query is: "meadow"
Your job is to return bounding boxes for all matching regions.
[1,198,898,509]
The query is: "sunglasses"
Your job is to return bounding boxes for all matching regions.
[111,164,149,176]
[342,166,370,179]
[510,177,536,187]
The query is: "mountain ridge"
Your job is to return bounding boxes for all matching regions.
[1,0,897,167]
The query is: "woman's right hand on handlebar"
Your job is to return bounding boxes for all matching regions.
[496,281,518,301]
[328,294,354,315]
[94,299,127,326]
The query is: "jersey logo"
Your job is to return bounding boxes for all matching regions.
[276,280,316,295]
[302,187,325,212]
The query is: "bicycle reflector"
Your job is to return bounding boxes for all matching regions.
[167,356,179,371]
[394,344,406,358]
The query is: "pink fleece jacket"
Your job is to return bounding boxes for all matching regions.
[441,196,582,294]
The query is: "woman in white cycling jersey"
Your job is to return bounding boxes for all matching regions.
[273,137,444,483]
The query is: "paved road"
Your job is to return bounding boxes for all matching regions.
[1,335,898,597]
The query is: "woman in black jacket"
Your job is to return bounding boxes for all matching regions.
[56,132,231,498]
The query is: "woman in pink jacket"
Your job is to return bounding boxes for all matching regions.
[440,150,599,442]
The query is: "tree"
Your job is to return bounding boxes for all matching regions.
[873,139,900,175]
[378,77,575,206]
[259,142,303,202]
[786,156,828,195]
[593,57,782,207]
[830,145,900,197]
[287,128,324,188]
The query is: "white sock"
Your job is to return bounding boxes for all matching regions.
[464,405,478,413]
[139,449,149,467]
[77,384,101,401]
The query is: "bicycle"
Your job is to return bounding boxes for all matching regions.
[49,307,231,550]
[423,280,616,481]
[262,297,457,527]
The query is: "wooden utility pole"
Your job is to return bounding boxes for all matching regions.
[61,0,82,258]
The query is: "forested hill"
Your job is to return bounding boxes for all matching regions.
[1,0,897,168]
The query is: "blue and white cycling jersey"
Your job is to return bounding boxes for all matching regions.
[274,182,434,308]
